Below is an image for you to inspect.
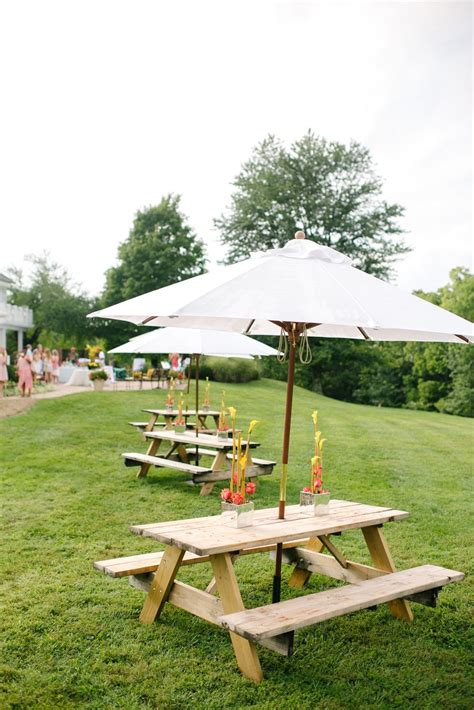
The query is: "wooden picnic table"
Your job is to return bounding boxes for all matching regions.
[95,500,463,682]
[131,408,221,433]
[123,429,274,495]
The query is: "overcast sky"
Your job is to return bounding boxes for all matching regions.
[1,0,471,297]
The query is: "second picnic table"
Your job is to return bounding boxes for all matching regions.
[123,429,275,495]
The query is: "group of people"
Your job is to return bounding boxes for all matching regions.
[0,344,62,397]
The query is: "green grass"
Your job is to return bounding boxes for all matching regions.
[1,379,473,709]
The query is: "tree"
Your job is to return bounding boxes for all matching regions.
[7,254,97,347]
[216,132,409,278]
[101,195,206,348]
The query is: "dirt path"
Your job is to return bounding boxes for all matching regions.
[0,398,35,419]
[0,385,92,420]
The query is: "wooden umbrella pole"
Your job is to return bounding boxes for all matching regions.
[273,327,298,604]
[195,353,200,466]
[187,354,192,395]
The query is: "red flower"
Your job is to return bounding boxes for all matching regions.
[313,478,323,491]
[245,482,256,495]
[220,488,232,502]
[231,491,245,505]
[303,486,312,493]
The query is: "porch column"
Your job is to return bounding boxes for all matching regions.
[0,327,6,349]
[17,329,23,351]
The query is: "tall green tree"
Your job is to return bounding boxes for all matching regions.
[7,254,97,347]
[101,195,206,348]
[216,132,409,278]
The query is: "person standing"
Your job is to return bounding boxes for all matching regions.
[32,348,43,382]
[17,351,33,397]
[51,349,60,384]
[43,348,53,384]
[0,347,8,397]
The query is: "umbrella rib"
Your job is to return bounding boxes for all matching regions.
[357,327,370,340]
[455,333,470,344]
[244,319,255,334]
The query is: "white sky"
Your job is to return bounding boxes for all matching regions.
[0,0,472,297]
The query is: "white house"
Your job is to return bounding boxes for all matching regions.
[0,272,34,351]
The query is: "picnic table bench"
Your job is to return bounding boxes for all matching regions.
[94,500,464,682]
[129,408,220,435]
[123,429,275,495]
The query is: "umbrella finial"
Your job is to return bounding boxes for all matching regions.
[295,230,306,239]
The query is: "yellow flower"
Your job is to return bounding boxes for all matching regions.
[312,410,318,427]
[247,419,259,436]
[228,406,237,421]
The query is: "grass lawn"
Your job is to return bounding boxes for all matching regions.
[1,379,473,709]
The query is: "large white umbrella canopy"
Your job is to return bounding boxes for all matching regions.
[89,237,473,343]
[107,327,278,357]
[89,233,473,602]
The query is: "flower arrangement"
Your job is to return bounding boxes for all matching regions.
[89,369,108,381]
[202,377,211,410]
[300,410,331,515]
[166,377,175,410]
[174,394,186,433]
[221,412,258,527]
[217,390,229,439]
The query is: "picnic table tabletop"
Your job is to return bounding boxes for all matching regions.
[143,408,220,417]
[131,499,408,556]
[144,429,260,451]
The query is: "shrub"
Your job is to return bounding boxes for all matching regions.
[189,357,260,383]
[7,364,18,383]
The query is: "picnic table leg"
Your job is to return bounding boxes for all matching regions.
[200,483,214,496]
[198,449,228,497]
[142,413,159,441]
[139,545,185,624]
[210,553,263,683]
[137,438,162,478]
[287,537,325,588]
[362,525,414,622]
[164,415,174,430]
[144,413,158,433]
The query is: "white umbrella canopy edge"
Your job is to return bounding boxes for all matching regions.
[107,327,279,356]
[88,239,473,342]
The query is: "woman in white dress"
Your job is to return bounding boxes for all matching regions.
[0,347,8,397]
[32,349,44,381]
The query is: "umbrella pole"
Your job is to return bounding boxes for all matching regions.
[272,333,297,603]
[187,354,192,395]
[195,353,200,466]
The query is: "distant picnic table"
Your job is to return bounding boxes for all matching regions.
[129,408,220,434]
[95,500,464,682]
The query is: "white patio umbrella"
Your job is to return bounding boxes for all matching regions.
[108,326,278,424]
[89,232,473,601]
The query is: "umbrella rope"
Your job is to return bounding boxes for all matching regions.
[277,328,288,363]
[299,325,312,364]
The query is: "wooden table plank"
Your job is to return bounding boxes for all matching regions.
[144,429,259,450]
[143,408,220,417]
[130,502,409,556]
[219,565,464,640]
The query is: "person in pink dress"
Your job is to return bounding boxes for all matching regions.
[0,347,8,397]
[17,351,33,397]
[51,349,60,384]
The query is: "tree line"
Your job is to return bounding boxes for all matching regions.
[7,132,472,416]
